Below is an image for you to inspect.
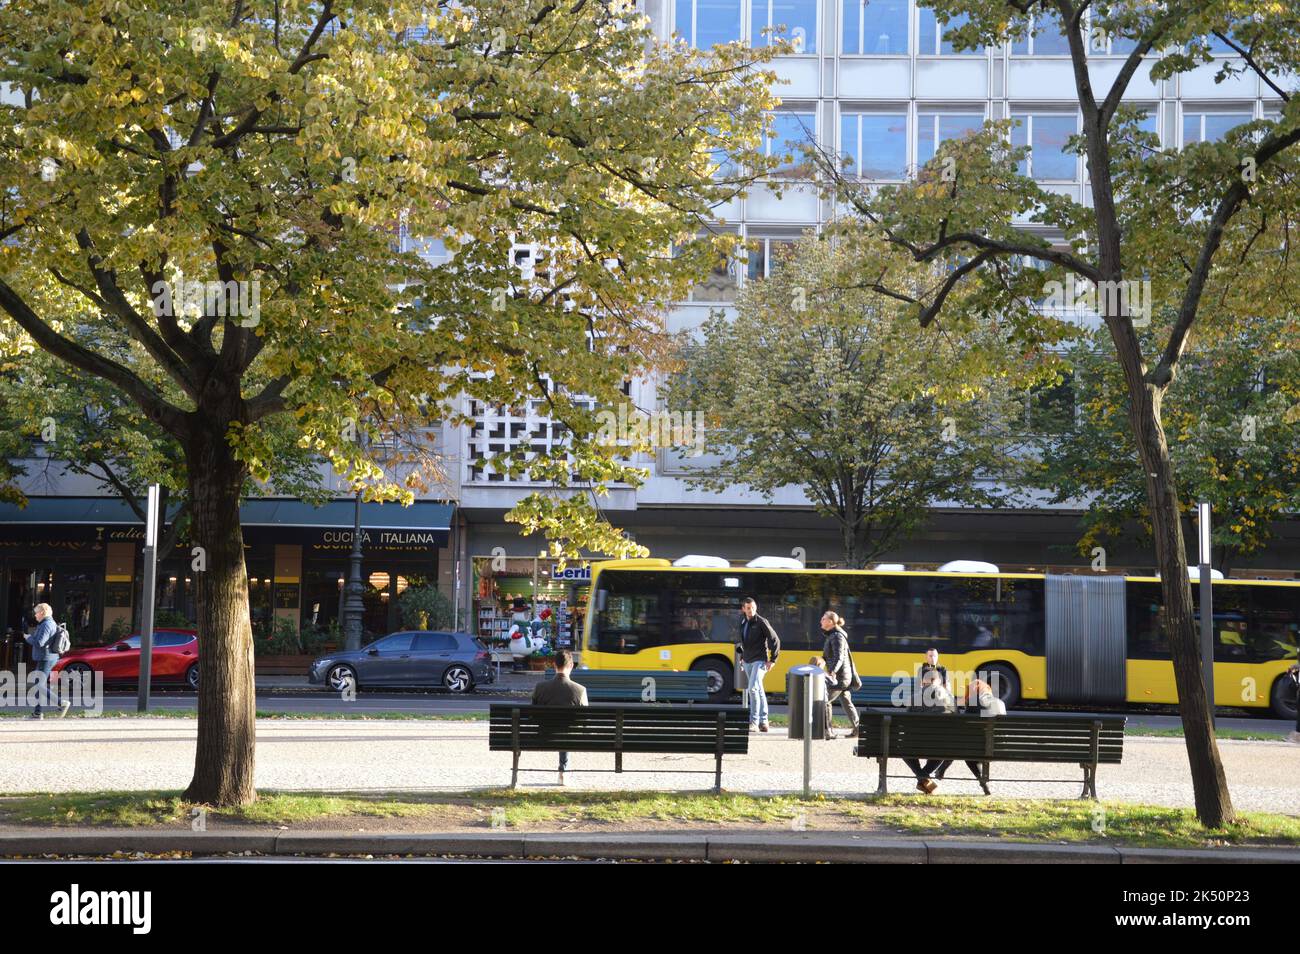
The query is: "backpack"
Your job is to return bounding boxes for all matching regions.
[52,622,71,655]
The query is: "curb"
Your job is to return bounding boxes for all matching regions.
[2,831,1298,863]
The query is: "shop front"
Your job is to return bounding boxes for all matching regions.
[0,497,455,668]
[472,556,591,657]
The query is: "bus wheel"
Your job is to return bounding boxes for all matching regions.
[977,663,1021,709]
[691,657,734,703]
[1268,674,1298,721]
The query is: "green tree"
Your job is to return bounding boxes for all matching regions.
[1040,321,1300,573]
[816,0,1300,826]
[671,233,1037,567]
[0,0,775,805]
[0,352,334,559]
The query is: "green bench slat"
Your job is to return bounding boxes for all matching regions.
[546,670,713,703]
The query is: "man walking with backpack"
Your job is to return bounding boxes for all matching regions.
[26,603,71,719]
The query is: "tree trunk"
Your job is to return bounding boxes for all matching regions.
[1122,375,1235,827]
[181,420,256,807]
[839,506,871,569]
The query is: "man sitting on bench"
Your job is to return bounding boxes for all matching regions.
[903,666,954,794]
[532,649,589,785]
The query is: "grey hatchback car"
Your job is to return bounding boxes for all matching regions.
[308,631,494,693]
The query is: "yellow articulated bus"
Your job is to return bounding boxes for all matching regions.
[579,559,1300,718]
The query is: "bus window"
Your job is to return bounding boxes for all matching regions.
[1197,584,1250,662]
[889,577,948,654]
[1127,582,1169,659]
[669,577,742,647]
[590,570,667,655]
[1249,585,1300,662]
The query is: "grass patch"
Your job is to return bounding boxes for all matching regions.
[0,791,191,827]
[3,788,1295,850]
[854,795,1300,849]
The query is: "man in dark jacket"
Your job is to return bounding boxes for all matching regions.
[532,649,589,784]
[737,598,780,732]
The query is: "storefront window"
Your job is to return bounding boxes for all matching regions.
[473,556,590,653]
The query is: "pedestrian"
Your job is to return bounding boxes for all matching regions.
[820,611,859,739]
[1287,665,1299,744]
[24,603,70,720]
[531,648,588,785]
[903,668,954,793]
[933,678,1002,794]
[736,597,780,733]
[922,648,948,688]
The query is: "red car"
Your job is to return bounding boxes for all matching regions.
[52,629,200,689]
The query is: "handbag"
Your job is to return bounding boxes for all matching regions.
[845,634,862,691]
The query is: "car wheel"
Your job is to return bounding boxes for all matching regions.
[691,657,734,703]
[976,663,1021,708]
[185,663,200,691]
[327,664,357,694]
[443,665,473,694]
[63,662,94,685]
[1269,673,1298,721]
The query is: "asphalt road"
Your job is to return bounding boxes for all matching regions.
[76,687,1297,734]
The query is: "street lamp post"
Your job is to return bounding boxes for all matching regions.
[137,484,160,713]
[1197,502,1215,728]
[342,490,365,652]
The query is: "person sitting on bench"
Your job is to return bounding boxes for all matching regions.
[933,678,1004,794]
[532,649,589,785]
[904,667,955,794]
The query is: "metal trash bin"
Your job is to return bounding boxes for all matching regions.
[787,665,828,740]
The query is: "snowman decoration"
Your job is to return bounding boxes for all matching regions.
[507,606,551,668]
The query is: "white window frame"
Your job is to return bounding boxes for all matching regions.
[839,107,910,181]
[751,0,820,54]
[1010,110,1082,183]
[1179,104,1256,147]
[674,0,818,53]
[840,0,911,57]
[916,5,984,56]
[915,107,988,171]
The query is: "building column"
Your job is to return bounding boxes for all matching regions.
[104,541,136,634]
[273,544,302,636]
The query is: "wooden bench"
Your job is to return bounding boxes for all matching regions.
[854,710,1125,799]
[554,669,712,703]
[489,703,750,791]
[850,675,915,707]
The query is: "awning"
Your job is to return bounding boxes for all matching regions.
[0,497,454,549]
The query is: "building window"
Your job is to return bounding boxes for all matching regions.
[688,249,741,302]
[842,0,909,55]
[744,236,798,282]
[840,111,908,180]
[917,110,984,166]
[752,0,817,53]
[1182,109,1253,145]
[1010,112,1080,181]
[917,7,981,55]
[765,110,817,178]
[1009,7,1070,55]
[675,0,743,48]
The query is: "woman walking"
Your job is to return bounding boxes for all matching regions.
[819,611,859,739]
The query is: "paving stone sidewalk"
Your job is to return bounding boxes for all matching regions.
[2,718,1297,813]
